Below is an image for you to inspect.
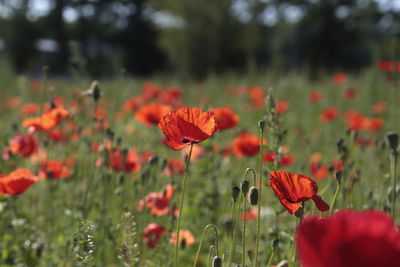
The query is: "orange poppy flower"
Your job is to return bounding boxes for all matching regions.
[212,107,239,130]
[158,107,217,151]
[308,91,322,103]
[232,132,267,157]
[170,229,195,248]
[20,103,39,116]
[39,160,71,179]
[22,107,69,131]
[0,169,39,195]
[371,102,388,114]
[163,158,184,176]
[276,101,289,114]
[319,107,338,123]
[140,82,160,102]
[365,117,383,132]
[158,87,182,106]
[181,144,205,161]
[135,103,172,127]
[8,134,38,157]
[248,86,265,109]
[150,184,174,216]
[122,97,140,112]
[310,162,329,180]
[239,209,258,221]
[269,170,329,214]
[108,148,141,173]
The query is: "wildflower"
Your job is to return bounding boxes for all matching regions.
[142,223,167,249]
[372,102,388,114]
[22,107,69,131]
[232,132,266,157]
[39,160,71,179]
[7,134,38,157]
[20,103,39,116]
[331,72,347,84]
[0,169,39,195]
[269,170,329,215]
[276,101,289,114]
[248,86,265,109]
[108,148,141,173]
[170,230,195,248]
[319,107,338,123]
[135,103,172,127]
[212,107,239,130]
[296,210,400,267]
[308,91,322,103]
[158,107,217,151]
[343,88,357,100]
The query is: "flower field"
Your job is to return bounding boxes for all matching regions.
[0,67,399,266]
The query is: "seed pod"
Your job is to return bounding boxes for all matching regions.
[258,120,266,131]
[241,180,250,196]
[232,186,240,202]
[211,256,222,267]
[248,186,259,205]
[335,170,342,184]
[386,132,399,152]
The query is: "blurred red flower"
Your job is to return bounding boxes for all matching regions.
[108,148,141,173]
[163,158,184,176]
[276,101,289,114]
[22,107,69,131]
[158,107,217,151]
[212,107,239,130]
[7,134,38,157]
[239,209,258,221]
[135,102,172,127]
[170,229,195,248]
[319,107,338,123]
[331,72,347,84]
[232,132,266,157]
[20,103,39,116]
[308,91,322,103]
[248,86,265,109]
[39,160,71,179]
[0,169,39,195]
[142,223,167,249]
[371,102,388,114]
[158,87,182,106]
[343,88,357,100]
[122,97,140,112]
[296,209,400,267]
[269,170,329,215]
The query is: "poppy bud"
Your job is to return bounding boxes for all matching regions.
[91,80,101,102]
[258,120,266,131]
[248,186,259,205]
[247,249,253,262]
[294,205,304,218]
[180,238,186,249]
[150,155,159,165]
[241,180,250,196]
[232,186,240,202]
[335,170,342,184]
[386,131,399,152]
[272,238,279,249]
[211,256,222,267]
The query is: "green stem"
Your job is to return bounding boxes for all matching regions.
[193,224,219,267]
[228,199,236,266]
[329,181,341,215]
[390,151,398,219]
[242,194,246,267]
[174,143,194,267]
[255,128,264,267]
[266,248,274,267]
[207,245,215,267]
[228,195,241,266]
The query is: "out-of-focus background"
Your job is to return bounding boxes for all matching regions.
[0,0,399,78]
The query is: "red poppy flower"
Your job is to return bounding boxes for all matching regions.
[372,102,388,114]
[276,101,289,114]
[158,107,217,151]
[346,112,365,132]
[343,88,357,100]
[108,148,141,173]
[232,132,267,157]
[269,170,329,215]
[135,103,172,127]
[47,129,69,143]
[308,91,322,103]
[22,107,69,131]
[331,72,347,84]
[354,137,374,147]
[39,160,71,179]
[122,97,140,112]
[212,107,239,130]
[0,169,39,195]
[158,88,183,106]
[170,230,195,248]
[248,86,265,109]
[319,107,338,123]
[20,103,39,116]
[149,184,174,216]
[239,209,258,221]
[263,151,276,163]
[181,144,205,161]
[365,117,383,132]
[279,154,296,167]
[163,158,184,176]
[142,223,167,249]
[139,82,160,103]
[8,134,38,157]
[310,162,329,181]
[296,210,400,267]
[330,160,343,172]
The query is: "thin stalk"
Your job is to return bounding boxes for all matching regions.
[291,202,304,267]
[255,127,264,267]
[266,248,274,267]
[193,224,219,267]
[207,245,215,267]
[174,143,194,267]
[242,194,246,267]
[390,151,398,219]
[329,181,341,215]
[228,195,241,266]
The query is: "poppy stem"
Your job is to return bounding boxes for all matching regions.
[390,150,398,219]
[174,142,193,267]
[266,246,275,267]
[207,245,215,267]
[329,171,342,215]
[242,193,246,267]
[255,126,264,267]
[227,198,237,267]
[193,224,219,267]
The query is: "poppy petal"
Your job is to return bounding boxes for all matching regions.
[311,194,330,212]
